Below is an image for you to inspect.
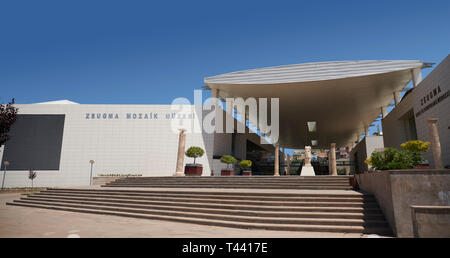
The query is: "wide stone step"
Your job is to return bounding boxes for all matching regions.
[26,194,382,213]
[36,191,377,204]
[31,192,377,208]
[116,176,352,179]
[113,178,351,182]
[109,182,351,187]
[20,196,386,220]
[7,202,391,235]
[8,185,391,235]
[111,177,350,181]
[47,188,365,198]
[110,177,351,183]
[42,189,375,202]
[103,184,353,190]
[108,182,351,186]
[11,199,389,227]
[7,201,391,235]
[108,179,350,182]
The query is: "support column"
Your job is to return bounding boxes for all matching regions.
[328,152,332,174]
[211,88,219,99]
[211,88,223,133]
[345,146,350,175]
[173,129,186,176]
[411,68,423,88]
[286,154,291,176]
[281,147,286,175]
[381,106,387,119]
[364,125,369,138]
[330,143,337,176]
[274,143,280,176]
[427,118,443,169]
[393,91,401,106]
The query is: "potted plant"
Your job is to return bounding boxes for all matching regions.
[184,146,205,176]
[239,160,252,176]
[220,155,236,176]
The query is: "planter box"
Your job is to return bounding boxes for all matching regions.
[242,170,252,176]
[221,169,234,176]
[355,169,450,237]
[413,164,430,169]
[184,164,203,176]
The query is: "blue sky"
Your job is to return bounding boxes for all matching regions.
[1,0,449,141]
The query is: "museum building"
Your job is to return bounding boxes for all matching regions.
[1,56,449,187]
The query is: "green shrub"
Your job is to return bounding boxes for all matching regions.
[400,140,430,152]
[239,160,252,169]
[365,140,430,171]
[220,155,236,169]
[185,146,204,164]
[401,140,430,166]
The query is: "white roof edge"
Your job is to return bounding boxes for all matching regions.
[34,99,80,105]
[205,60,424,85]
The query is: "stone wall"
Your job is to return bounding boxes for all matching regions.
[355,171,395,232]
[349,136,384,173]
[349,137,368,173]
[356,169,450,237]
[411,206,450,238]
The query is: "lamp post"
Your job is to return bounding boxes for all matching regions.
[1,161,9,190]
[89,160,95,186]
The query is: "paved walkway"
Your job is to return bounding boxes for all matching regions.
[0,192,380,238]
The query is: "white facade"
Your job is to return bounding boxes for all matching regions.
[412,55,450,168]
[0,103,217,187]
[0,102,276,187]
[382,55,450,168]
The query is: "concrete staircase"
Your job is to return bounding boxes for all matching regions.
[6,187,392,235]
[103,176,354,190]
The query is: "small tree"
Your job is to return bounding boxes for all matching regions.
[0,98,19,147]
[185,146,204,165]
[239,160,252,170]
[220,155,236,169]
[28,169,36,188]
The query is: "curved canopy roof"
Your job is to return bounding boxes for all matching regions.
[204,60,425,149]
